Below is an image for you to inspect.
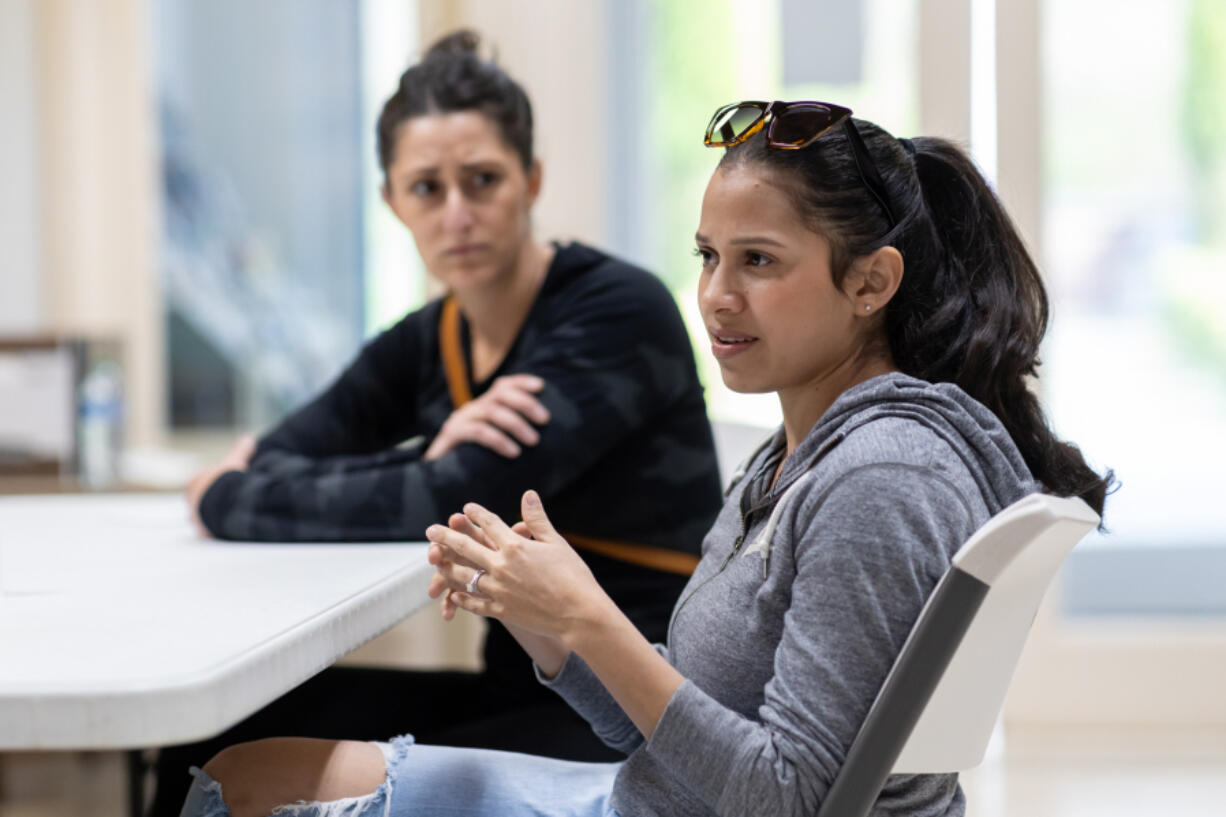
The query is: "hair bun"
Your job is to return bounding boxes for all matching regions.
[425,29,481,58]
[378,27,534,173]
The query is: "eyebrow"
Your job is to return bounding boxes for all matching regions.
[398,161,503,178]
[694,232,786,248]
[402,166,439,176]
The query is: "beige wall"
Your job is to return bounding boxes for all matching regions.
[994,0,1040,256]
[0,0,43,333]
[919,0,972,142]
[417,0,611,249]
[1009,597,1226,730]
[30,0,163,447]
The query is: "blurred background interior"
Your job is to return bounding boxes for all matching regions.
[1,0,1224,815]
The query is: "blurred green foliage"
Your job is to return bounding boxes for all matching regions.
[647,0,735,291]
[1181,0,1226,244]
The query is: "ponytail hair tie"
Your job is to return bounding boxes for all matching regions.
[899,137,917,156]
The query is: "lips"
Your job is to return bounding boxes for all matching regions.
[446,243,489,257]
[708,327,759,360]
[709,326,758,343]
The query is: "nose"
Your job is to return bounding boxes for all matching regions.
[698,261,743,317]
[442,187,475,234]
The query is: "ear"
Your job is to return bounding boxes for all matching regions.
[381,180,412,230]
[526,158,543,203]
[844,246,904,315]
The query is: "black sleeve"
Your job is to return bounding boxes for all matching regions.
[248,314,423,469]
[197,267,699,542]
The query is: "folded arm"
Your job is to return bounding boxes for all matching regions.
[198,284,692,541]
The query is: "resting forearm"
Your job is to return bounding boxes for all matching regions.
[198,466,441,542]
[563,598,684,740]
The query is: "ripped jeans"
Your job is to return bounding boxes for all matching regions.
[179,734,623,817]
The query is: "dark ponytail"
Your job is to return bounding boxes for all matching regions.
[721,123,1113,516]
[376,29,534,174]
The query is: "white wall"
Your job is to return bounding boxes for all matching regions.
[0,0,44,333]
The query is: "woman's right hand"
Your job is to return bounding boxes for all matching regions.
[423,374,551,461]
[426,508,572,676]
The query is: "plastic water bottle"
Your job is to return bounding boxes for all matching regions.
[78,361,123,488]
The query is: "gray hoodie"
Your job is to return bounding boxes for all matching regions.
[543,372,1038,817]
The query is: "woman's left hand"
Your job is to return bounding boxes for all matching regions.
[425,490,614,645]
[186,433,257,537]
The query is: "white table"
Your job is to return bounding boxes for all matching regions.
[0,493,433,750]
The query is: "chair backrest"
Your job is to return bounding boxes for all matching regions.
[710,419,775,487]
[815,493,1099,817]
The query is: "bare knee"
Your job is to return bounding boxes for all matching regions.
[203,737,386,817]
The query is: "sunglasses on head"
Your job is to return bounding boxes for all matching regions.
[703,100,899,230]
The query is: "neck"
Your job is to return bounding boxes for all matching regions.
[454,238,554,350]
[777,353,898,458]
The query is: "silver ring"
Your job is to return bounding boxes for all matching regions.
[466,568,486,594]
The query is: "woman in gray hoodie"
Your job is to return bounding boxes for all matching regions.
[179,102,1111,817]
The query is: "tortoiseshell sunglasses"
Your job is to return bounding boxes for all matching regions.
[703,100,899,229]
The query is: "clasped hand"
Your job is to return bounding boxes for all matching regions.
[423,374,550,461]
[425,490,611,648]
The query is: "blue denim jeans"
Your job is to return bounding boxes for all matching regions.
[179,734,622,817]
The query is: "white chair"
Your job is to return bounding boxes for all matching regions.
[814,493,1100,817]
[710,419,775,487]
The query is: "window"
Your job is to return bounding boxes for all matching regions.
[1042,0,1226,615]
[155,0,368,430]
